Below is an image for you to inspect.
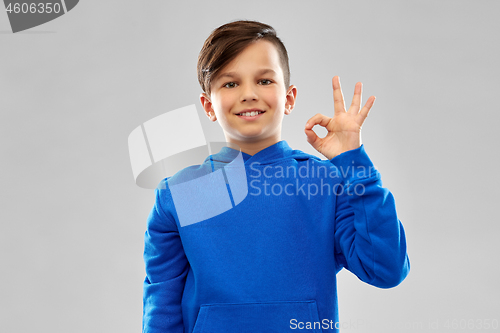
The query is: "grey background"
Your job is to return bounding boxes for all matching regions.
[1,0,499,332]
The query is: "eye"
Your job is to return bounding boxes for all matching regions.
[224,82,237,88]
[259,79,272,85]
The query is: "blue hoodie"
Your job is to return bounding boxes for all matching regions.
[142,140,410,333]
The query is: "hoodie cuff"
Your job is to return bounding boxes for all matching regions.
[329,144,379,183]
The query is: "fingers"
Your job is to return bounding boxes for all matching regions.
[304,126,319,146]
[348,82,362,115]
[305,113,331,130]
[332,76,346,115]
[330,76,376,127]
[304,126,324,149]
[357,96,376,125]
[336,78,376,125]
[304,113,331,149]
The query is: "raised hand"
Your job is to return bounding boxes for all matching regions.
[304,76,376,160]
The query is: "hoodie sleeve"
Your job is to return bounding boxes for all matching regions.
[331,145,410,288]
[143,180,188,333]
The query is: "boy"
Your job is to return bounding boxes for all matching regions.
[143,20,410,333]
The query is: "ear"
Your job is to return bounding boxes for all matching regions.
[284,85,297,115]
[200,93,217,122]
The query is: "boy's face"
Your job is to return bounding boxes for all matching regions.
[200,40,296,149]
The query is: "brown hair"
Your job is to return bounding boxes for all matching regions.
[197,20,290,97]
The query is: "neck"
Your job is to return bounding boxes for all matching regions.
[225,135,282,156]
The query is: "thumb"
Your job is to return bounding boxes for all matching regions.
[304,128,321,147]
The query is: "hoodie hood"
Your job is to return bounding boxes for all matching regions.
[205,140,317,169]
[165,140,318,187]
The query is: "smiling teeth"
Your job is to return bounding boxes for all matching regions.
[239,111,264,116]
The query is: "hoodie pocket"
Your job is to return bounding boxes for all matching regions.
[191,300,322,333]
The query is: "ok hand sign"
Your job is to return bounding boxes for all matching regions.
[304,76,376,160]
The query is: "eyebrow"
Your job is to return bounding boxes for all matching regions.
[217,69,277,80]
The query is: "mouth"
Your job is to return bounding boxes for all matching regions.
[235,110,266,120]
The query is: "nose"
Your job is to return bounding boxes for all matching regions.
[240,83,258,102]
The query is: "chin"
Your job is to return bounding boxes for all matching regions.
[235,131,264,140]
[234,127,263,136]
